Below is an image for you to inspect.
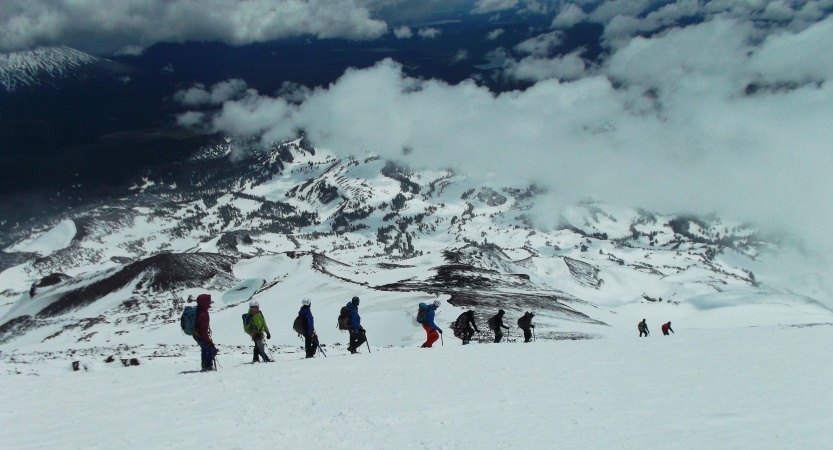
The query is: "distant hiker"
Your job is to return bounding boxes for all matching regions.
[194,294,217,371]
[662,321,674,336]
[298,298,317,358]
[517,311,535,343]
[453,310,479,345]
[419,300,443,348]
[346,296,366,354]
[244,300,271,362]
[29,282,37,298]
[638,319,649,337]
[488,309,510,343]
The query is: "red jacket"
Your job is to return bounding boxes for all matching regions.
[661,323,670,333]
[195,294,213,345]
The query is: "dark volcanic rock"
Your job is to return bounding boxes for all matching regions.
[37,253,236,318]
[0,252,38,273]
[377,264,607,326]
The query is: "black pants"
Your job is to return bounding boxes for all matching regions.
[640,330,648,337]
[521,327,532,343]
[459,327,475,344]
[252,335,270,362]
[494,329,504,343]
[349,329,366,350]
[305,335,317,358]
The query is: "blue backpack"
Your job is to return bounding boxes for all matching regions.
[180,307,198,336]
[416,303,429,323]
[242,313,254,335]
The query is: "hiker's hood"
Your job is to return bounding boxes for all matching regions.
[196,294,212,310]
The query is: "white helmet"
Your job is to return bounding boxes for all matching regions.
[433,300,441,307]
[249,300,259,307]
[302,298,311,306]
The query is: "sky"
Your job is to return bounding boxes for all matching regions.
[3,0,833,256]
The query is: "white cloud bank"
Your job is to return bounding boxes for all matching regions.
[0,0,388,53]
[181,16,833,255]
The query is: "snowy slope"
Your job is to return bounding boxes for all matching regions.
[0,46,105,91]
[1,137,831,361]
[2,325,831,449]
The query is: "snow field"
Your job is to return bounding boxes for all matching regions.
[2,325,831,449]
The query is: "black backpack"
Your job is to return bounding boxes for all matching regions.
[337,306,351,330]
[488,315,497,331]
[454,312,468,330]
[293,315,305,335]
[416,303,428,323]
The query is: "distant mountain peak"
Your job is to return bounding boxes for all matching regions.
[0,46,102,92]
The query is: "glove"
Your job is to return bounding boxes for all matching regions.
[266,332,271,340]
[209,344,218,355]
[438,329,443,334]
[360,328,366,334]
[531,325,535,328]
[310,332,317,339]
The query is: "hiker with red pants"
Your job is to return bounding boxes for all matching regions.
[194,294,218,371]
[421,300,443,348]
[662,321,674,336]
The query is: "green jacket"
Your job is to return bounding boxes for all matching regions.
[245,310,270,335]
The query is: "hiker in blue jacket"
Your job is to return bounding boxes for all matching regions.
[299,298,317,358]
[421,300,442,348]
[346,296,366,354]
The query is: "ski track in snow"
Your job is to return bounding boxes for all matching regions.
[1,326,831,449]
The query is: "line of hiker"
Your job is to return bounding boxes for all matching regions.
[638,319,674,337]
[180,295,558,371]
[417,302,537,346]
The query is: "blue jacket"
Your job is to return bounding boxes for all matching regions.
[425,304,441,332]
[346,302,361,330]
[299,305,315,336]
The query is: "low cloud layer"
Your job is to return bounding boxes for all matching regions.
[0,0,388,52]
[182,15,833,256]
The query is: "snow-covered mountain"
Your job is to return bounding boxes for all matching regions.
[0,46,115,91]
[1,137,831,364]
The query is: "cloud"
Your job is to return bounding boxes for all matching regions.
[452,49,470,63]
[176,111,205,127]
[486,29,505,40]
[113,45,144,56]
[393,26,413,39]
[190,16,833,259]
[417,27,442,39]
[0,0,388,53]
[514,31,563,56]
[551,4,587,29]
[471,0,520,14]
[503,51,586,81]
[174,79,250,106]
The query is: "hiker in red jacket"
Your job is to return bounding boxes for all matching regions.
[194,294,218,371]
[662,321,674,336]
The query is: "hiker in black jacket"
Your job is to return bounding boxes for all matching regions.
[453,310,479,345]
[517,311,535,343]
[489,309,510,343]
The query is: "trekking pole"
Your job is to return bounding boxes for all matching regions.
[533,327,536,342]
[314,337,327,357]
[365,333,371,353]
[440,332,444,346]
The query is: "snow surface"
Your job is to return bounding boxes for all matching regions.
[2,325,831,449]
[0,46,100,91]
[5,219,76,256]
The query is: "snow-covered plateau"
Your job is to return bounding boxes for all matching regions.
[1,137,831,448]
